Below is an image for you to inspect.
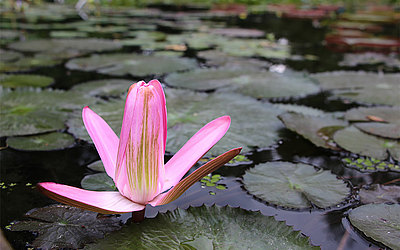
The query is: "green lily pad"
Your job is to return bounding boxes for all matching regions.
[0,88,97,137]
[312,72,400,106]
[87,161,106,172]
[6,132,75,151]
[0,30,20,45]
[0,49,23,62]
[359,184,400,204]
[0,55,62,73]
[342,157,400,173]
[166,33,227,51]
[50,31,89,38]
[71,79,133,98]
[348,204,400,249]
[77,25,129,34]
[10,205,122,249]
[333,126,400,161]
[8,39,122,59]
[243,162,350,209]
[218,38,290,60]
[279,112,347,150]
[345,106,400,139]
[165,89,283,155]
[86,206,317,249]
[0,74,54,88]
[81,173,116,191]
[66,53,197,77]
[273,104,326,117]
[197,50,271,69]
[339,53,400,69]
[210,28,265,38]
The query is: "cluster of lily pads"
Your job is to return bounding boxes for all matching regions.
[1,2,399,249]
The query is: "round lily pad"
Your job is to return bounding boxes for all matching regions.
[8,39,122,59]
[210,28,265,38]
[197,50,271,69]
[165,89,283,155]
[279,112,347,150]
[312,72,400,106]
[0,55,62,73]
[0,88,97,137]
[81,173,116,191]
[359,184,400,204]
[50,31,88,38]
[348,204,400,249]
[243,162,350,209]
[10,205,122,249]
[166,33,227,51]
[66,53,198,77]
[86,206,317,249]
[87,161,106,172]
[339,53,400,69]
[0,49,23,62]
[6,132,75,151]
[334,126,400,161]
[0,74,54,88]
[71,79,133,97]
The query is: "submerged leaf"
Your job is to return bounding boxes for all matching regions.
[243,162,350,209]
[86,206,317,249]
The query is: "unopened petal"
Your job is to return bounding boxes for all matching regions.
[115,81,166,204]
[37,182,145,214]
[163,116,231,191]
[150,147,241,206]
[82,107,119,179]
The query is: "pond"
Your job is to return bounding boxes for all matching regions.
[1,1,399,249]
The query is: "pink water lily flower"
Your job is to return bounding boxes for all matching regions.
[38,80,241,214]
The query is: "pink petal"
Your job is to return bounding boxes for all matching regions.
[150,147,241,206]
[114,81,166,204]
[163,116,231,191]
[148,79,167,151]
[82,107,119,180]
[37,182,145,214]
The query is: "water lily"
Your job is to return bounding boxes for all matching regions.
[38,80,241,215]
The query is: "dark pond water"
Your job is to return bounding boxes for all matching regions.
[1,3,399,250]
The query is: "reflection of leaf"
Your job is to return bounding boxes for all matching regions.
[243,162,350,209]
[349,204,400,249]
[10,205,121,249]
[359,184,400,204]
[86,206,318,249]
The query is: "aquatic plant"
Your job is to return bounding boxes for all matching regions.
[37,80,241,219]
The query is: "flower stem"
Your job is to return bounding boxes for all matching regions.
[131,208,145,223]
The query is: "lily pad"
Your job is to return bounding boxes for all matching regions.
[8,39,122,59]
[342,157,400,173]
[50,31,89,38]
[87,161,106,172]
[359,184,400,204]
[0,74,54,88]
[0,88,97,137]
[10,205,122,249]
[0,49,23,62]
[165,89,283,155]
[210,28,265,38]
[312,72,400,106]
[6,132,75,151]
[243,162,350,209]
[66,53,198,77]
[0,55,62,73]
[333,126,400,161]
[71,79,133,98]
[81,173,116,191]
[339,53,400,69]
[166,33,227,51]
[279,112,347,150]
[348,204,400,249]
[197,50,271,69]
[86,206,317,249]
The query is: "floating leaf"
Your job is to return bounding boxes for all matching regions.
[10,205,121,249]
[50,31,88,38]
[279,112,347,150]
[81,173,116,191]
[359,184,400,204]
[0,74,54,88]
[8,39,122,59]
[339,53,400,69]
[348,204,400,249]
[86,161,106,172]
[66,53,197,77]
[312,72,400,106]
[71,79,132,97]
[86,206,317,249]
[0,55,62,73]
[210,28,265,38]
[342,157,400,173]
[334,126,400,161]
[0,49,23,62]
[198,50,271,69]
[6,132,75,151]
[243,162,350,209]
